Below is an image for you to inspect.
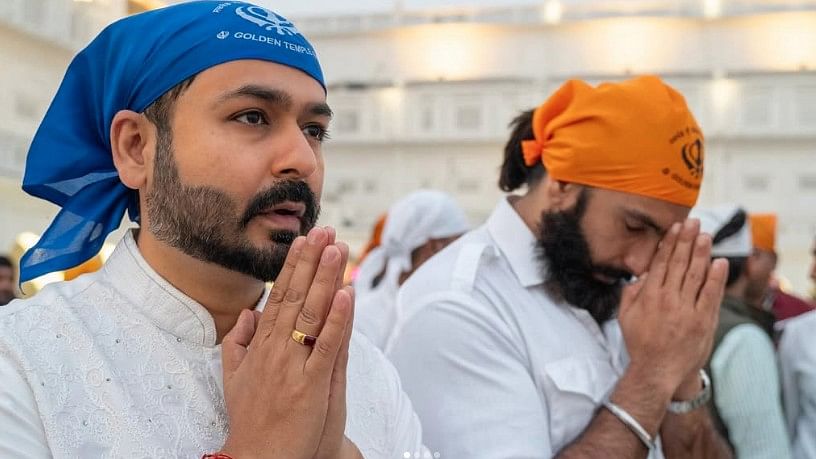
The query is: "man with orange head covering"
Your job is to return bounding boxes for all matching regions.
[388,76,732,458]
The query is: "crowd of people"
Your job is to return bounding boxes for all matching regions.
[1,1,815,458]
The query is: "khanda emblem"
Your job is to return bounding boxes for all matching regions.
[235,6,302,36]
[681,138,704,179]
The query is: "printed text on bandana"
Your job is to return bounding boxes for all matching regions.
[218,31,315,56]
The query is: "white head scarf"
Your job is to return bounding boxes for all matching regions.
[354,190,470,348]
[689,204,752,258]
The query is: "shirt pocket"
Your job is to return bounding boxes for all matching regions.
[542,356,619,452]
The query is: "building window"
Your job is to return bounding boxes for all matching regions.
[334,109,360,134]
[740,88,772,128]
[336,179,356,194]
[22,0,45,28]
[420,104,435,132]
[457,178,481,193]
[743,175,769,191]
[795,86,816,127]
[455,105,482,131]
[363,180,378,193]
[799,175,816,191]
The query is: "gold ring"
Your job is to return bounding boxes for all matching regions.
[291,329,317,346]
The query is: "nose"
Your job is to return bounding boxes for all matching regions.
[269,122,318,180]
[623,241,659,277]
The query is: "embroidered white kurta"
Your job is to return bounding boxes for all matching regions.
[0,231,425,458]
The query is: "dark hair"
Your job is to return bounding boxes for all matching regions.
[499,109,547,192]
[142,75,198,134]
[712,209,748,287]
[134,76,198,220]
[0,256,12,270]
[723,257,747,287]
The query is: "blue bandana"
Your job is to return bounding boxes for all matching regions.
[20,1,324,283]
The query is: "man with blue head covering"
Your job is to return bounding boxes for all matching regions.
[0,2,426,458]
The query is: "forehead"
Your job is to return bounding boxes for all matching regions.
[589,187,690,232]
[181,59,325,106]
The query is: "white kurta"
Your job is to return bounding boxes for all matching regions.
[387,197,665,458]
[780,310,816,459]
[0,231,426,458]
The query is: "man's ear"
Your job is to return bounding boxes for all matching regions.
[110,110,154,190]
[544,177,583,211]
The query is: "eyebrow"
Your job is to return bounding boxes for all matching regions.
[624,209,668,236]
[306,102,333,119]
[217,84,292,108]
[216,85,332,119]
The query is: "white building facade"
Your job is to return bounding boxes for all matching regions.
[0,0,814,294]
[302,2,816,294]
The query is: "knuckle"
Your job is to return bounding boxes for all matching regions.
[314,339,333,358]
[298,305,321,326]
[284,287,305,304]
[268,287,286,303]
[314,272,334,287]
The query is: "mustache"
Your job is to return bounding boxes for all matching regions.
[239,180,319,230]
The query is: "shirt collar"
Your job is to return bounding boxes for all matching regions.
[102,230,269,347]
[486,197,545,288]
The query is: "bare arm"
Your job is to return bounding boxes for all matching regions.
[557,368,673,459]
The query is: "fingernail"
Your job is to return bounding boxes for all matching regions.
[684,219,695,230]
[291,236,305,251]
[322,247,339,263]
[307,228,323,245]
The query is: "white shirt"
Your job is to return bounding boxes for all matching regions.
[711,324,792,459]
[355,285,398,349]
[0,231,426,459]
[386,197,664,459]
[780,310,816,459]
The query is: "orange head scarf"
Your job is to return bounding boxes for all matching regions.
[358,213,388,263]
[521,76,704,207]
[750,213,777,253]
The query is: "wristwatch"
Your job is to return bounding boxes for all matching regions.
[667,369,711,414]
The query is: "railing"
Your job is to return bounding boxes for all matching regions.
[293,0,816,35]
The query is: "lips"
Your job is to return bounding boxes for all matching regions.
[263,202,306,219]
[255,201,306,232]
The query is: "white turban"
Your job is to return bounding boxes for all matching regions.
[354,190,470,348]
[689,204,752,258]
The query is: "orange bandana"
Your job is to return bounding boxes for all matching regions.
[521,76,704,207]
[750,213,777,253]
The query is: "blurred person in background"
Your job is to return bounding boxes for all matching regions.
[779,234,816,459]
[354,190,468,349]
[750,214,816,324]
[347,212,387,283]
[0,256,16,306]
[388,76,733,458]
[692,205,791,459]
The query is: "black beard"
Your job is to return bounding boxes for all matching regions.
[537,191,632,325]
[144,131,319,281]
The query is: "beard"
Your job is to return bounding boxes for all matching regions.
[537,191,632,324]
[144,131,319,282]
